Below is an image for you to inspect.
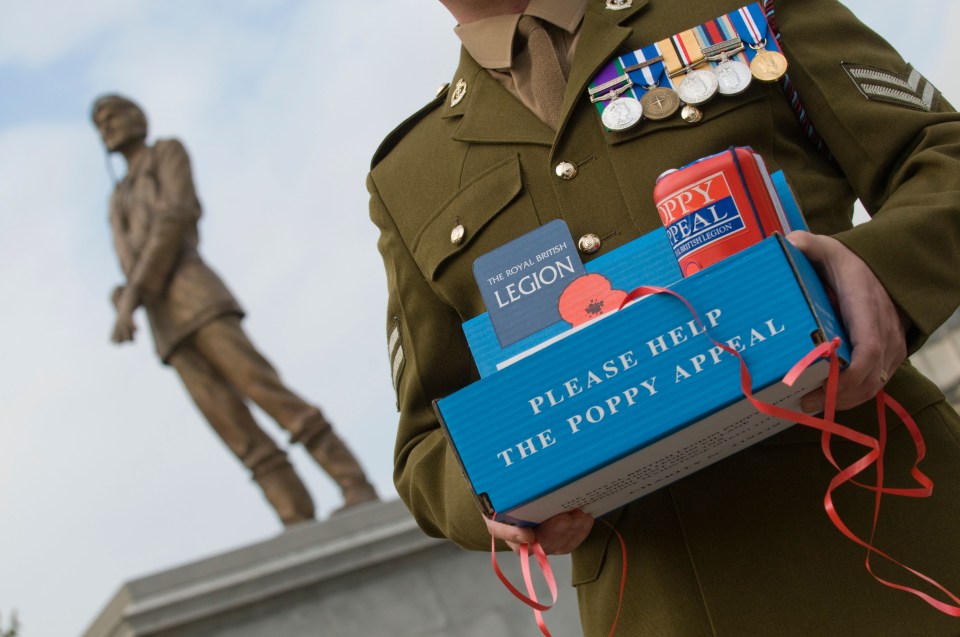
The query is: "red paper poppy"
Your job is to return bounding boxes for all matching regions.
[557,274,627,327]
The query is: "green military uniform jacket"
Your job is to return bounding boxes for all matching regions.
[369,1,960,635]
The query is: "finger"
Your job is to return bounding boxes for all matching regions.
[786,231,835,281]
[485,517,535,547]
[835,342,884,409]
[802,341,900,413]
[801,361,894,414]
[801,347,883,413]
[834,299,906,409]
[536,511,594,555]
[533,512,573,554]
[785,230,817,259]
[787,231,905,410]
[800,387,825,415]
[550,511,594,554]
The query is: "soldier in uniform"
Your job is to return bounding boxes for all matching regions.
[370,0,960,634]
[93,95,378,527]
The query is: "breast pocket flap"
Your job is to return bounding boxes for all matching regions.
[412,155,524,281]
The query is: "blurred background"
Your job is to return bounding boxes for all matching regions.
[1,1,957,635]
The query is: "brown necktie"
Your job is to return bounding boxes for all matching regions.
[517,15,567,130]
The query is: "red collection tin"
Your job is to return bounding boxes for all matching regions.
[654,147,792,276]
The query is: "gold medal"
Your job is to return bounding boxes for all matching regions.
[640,87,681,120]
[750,49,788,83]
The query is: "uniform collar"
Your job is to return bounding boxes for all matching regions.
[453,0,588,70]
[443,46,556,145]
[442,0,649,145]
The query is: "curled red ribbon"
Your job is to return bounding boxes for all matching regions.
[489,516,627,637]
[489,518,557,637]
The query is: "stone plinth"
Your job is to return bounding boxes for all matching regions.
[83,499,582,637]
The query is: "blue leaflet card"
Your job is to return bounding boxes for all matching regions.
[472,220,585,347]
[770,170,809,232]
[465,229,682,377]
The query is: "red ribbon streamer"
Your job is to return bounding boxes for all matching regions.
[599,518,628,637]
[489,517,628,637]
[489,523,557,637]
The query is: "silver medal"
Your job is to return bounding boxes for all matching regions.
[715,59,753,96]
[601,96,643,131]
[676,69,719,106]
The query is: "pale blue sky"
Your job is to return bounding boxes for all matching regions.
[0,2,957,635]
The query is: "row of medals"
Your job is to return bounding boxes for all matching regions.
[595,38,789,131]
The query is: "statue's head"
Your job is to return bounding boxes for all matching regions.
[91,94,148,153]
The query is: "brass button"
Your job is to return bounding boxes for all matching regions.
[435,82,450,98]
[450,223,466,245]
[578,233,601,254]
[555,161,578,180]
[681,104,703,124]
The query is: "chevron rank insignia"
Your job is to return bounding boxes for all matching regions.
[388,318,405,410]
[841,62,940,112]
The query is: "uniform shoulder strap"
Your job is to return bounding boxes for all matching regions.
[763,0,835,163]
[370,86,448,170]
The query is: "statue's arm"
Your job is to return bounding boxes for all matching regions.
[107,192,140,343]
[108,194,136,277]
[110,283,140,343]
[126,138,201,302]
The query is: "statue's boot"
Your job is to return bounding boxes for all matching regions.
[252,456,316,526]
[305,428,380,514]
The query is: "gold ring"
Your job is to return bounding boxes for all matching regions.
[879,370,889,384]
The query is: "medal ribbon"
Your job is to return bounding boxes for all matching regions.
[586,3,782,102]
[619,43,668,94]
[734,4,767,47]
[657,36,686,83]
[728,2,784,61]
[695,16,751,66]
[588,58,639,119]
[670,29,705,71]
[660,29,709,83]
[714,2,781,62]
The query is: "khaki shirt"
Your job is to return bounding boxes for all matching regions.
[454,0,587,126]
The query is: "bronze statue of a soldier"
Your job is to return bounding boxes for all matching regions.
[91,94,378,526]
